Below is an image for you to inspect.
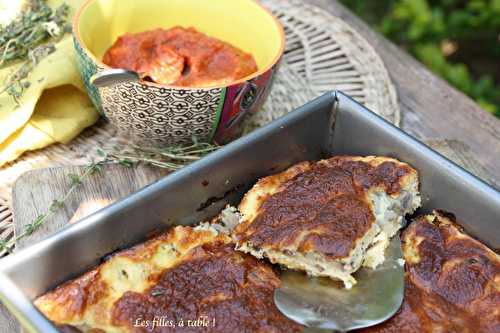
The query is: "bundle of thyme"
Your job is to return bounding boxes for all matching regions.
[0,0,70,102]
[110,140,220,170]
[0,141,220,256]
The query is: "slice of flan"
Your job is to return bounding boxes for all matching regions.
[359,210,500,333]
[35,225,302,333]
[231,156,421,288]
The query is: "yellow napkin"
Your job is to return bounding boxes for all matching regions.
[0,85,98,165]
[0,0,99,167]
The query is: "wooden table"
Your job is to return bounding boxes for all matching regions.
[311,0,500,187]
[1,2,500,332]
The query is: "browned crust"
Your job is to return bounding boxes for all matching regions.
[111,242,302,333]
[35,226,302,333]
[35,269,107,323]
[319,156,415,195]
[234,156,416,259]
[359,211,500,333]
[34,227,221,323]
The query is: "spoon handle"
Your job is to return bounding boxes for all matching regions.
[90,68,140,88]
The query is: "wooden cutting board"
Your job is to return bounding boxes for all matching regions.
[12,164,169,250]
[1,140,497,332]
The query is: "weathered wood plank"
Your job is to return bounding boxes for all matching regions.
[12,164,168,248]
[0,304,18,333]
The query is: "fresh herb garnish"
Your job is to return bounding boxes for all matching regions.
[0,0,70,102]
[109,141,219,170]
[151,290,164,297]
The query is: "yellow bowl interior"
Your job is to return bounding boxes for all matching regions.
[75,0,284,76]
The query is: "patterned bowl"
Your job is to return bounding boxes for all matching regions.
[73,0,284,146]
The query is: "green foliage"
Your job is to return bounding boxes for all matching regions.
[341,0,500,117]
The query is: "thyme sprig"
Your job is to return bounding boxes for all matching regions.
[1,43,56,103]
[0,154,107,256]
[0,0,70,102]
[0,140,220,256]
[0,0,69,66]
[110,141,220,170]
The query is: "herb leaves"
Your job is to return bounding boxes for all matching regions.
[0,0,70,102]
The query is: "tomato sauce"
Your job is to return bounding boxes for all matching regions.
[103,27,258,87]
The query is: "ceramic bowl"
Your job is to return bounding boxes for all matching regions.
[73,0,284,145]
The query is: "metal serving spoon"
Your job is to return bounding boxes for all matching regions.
[91,68,140,88]
[274,235,405,332]
[91,64,179,88]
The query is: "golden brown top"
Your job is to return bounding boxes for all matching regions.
[359,211,500,333]
[233,156,415,259]
[35,226,301,333]
[112,242,301,333]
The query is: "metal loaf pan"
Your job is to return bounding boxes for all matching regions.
[1,91,499,333]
